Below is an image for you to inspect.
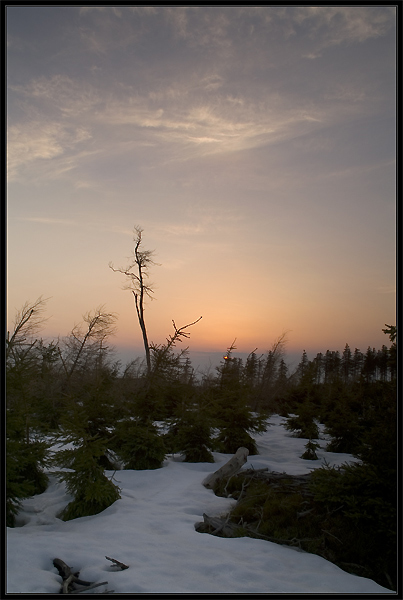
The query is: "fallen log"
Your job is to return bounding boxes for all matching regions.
[196,513,239,537]
[202,447,249,489]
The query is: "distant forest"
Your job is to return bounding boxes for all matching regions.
[6,299,397,590]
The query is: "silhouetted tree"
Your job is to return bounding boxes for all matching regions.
[362,347,377,383]
[312,352,324,384]
[382,324,396,379]
[341,343,353,383]
[110,226,157,374]
[377,345,389,382]
[323,350,341,385]
[352,348,364,381]
[296,350,309,382]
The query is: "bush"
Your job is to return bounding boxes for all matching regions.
[54,434,121,521]
[6,436,49,527]
[6,411,50,527]
[213,391,267,455]
[323,398,363,454]
[285,403,319,439]
[310,461,396,590]
[301,439,320,460]
[208,462,397,591]
[164,410,215,462]
[215,427,259,455]
[112,419,166,470]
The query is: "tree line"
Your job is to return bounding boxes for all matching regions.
[5,293,396,513]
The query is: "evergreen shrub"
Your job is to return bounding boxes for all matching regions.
[284,403,319,439]
[6,436,49,527]
[54,434,121,521]
[164,410,214,462]
[301,439,320,460]
[213,392,267,455]
[112,419,166,469]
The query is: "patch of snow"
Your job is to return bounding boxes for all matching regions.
[6,415,392,594]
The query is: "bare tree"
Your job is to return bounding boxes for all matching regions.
[109,226,157,374]
[61,306,117,381]
[6,297,51,443]
[6,296,50,361]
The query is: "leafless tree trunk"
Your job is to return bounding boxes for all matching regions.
[109,226,157,375]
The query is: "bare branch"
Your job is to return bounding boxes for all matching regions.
[223,338,237,360]
[6,297,50,358]
[269,330,290,357]
[63,306,117,379]
[166,316,203,350]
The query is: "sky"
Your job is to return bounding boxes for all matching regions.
[6,5,397,370]
[6,416,394,594]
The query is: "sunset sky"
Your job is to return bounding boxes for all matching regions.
[6,5,396,371]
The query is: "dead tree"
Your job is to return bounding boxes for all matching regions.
[109,226,157,374]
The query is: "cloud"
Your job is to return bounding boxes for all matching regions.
[291,6,394,47]
[10,75,102,116]
[7,120,92,181]
[97,90,328,162]
[160,258,187,271]
[7,5,394,185]
[9,71,332,182]
[73,6,394,66]
[376,285,396,295]
[79,6,123,18]
[19,217,76,225]
[154,224,204,237]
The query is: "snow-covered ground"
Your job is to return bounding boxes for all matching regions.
[6,415,394,594]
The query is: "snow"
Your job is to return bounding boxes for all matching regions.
[6,415,394,594]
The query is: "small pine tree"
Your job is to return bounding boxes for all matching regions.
[212,349,268,455]
[6,435,49,526]
[214,395,267,455]
[112,418,166,470]
[301,439,320,460]
[285,402,319,439]
[164,409,215,462]
[54,433,121,521]
[6,409,50,527]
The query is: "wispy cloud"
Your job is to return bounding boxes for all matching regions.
[154,224,204,237]
[19,217,76,225]
[376,285,396,295]
[7,6,394,185]
[10,75,103,116]
[8,74,330,181]
[288,6,394,46]
[7,120,93,182]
